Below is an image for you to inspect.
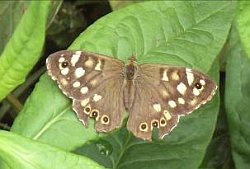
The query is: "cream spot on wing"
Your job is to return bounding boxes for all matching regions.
[75,51,82,55]
[153,103,161,112]
[163,110,172,120]
[186,68,194,86]
[60,54,64,57]
[58,57,65,62]
[171,70,179,81]
[93,94,102,102]
[85,58,94,68]
[61,68,69,75]
[177,82,187,95]
[200,79,206,85]
[60,78,68,86]
[75,67,85,78]
[193,88,200,96]
[161,69,169,81]
[81,98,90,107]
[178,97,185,104]
[90,79,97,86]
[162,90,169,97]
[80,87,88,94]
[168,100,177,108]
[190,98,197,106]
[71,52,81,66]
[73,81,81,88]
[95,60,102,71]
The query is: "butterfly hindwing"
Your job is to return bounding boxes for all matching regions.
[72,74,125,132]
[127,64,217,140]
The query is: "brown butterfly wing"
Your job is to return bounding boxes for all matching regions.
[46,50,126,132]
[46,50,124,100]
[72,75,125,132]
[127,64,217,140]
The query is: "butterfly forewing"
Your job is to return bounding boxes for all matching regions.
[126,64,217,140]
[46,50,124,100]
[46,50,126,132]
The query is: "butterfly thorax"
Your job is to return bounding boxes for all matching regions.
[125,56,138,81]
[125,64,138,81]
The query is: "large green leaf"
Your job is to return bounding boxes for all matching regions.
[12,1,234,169]
[236,1,250,59]
[0,1,50,101]
[0,130,106,169]
[225,26,250,168]
[71,1,234,72]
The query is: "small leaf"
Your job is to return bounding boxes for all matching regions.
[225,26,250,169]
[0,1,30,53]
[0,130,106,169]
[236,1,250,59]
[0,1,50,101]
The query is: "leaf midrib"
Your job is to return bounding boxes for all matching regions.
[32,104,71,140]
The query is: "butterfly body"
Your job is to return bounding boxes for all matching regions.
[123,57,139,110]
[46,50,217,140]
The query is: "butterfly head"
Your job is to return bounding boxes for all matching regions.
[128,55,137,63]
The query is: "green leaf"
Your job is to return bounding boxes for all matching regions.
[0,1,50,101]
[225,26,250,168]
[12,1,234,168]
[236,1,250,59]
[0,1,30,53]
[0,130,106,169]
[71,1,234,72]
[0,159,9,169]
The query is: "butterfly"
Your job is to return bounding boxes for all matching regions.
[46,50,217,140]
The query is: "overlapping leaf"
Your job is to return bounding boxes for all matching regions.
[0,1,30,53]
[0,131,106,169]
[236,1,250,59]
[225,26,250,169]
[0,1,50,101]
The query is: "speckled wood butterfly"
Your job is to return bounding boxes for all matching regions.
[46,50,217,140]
